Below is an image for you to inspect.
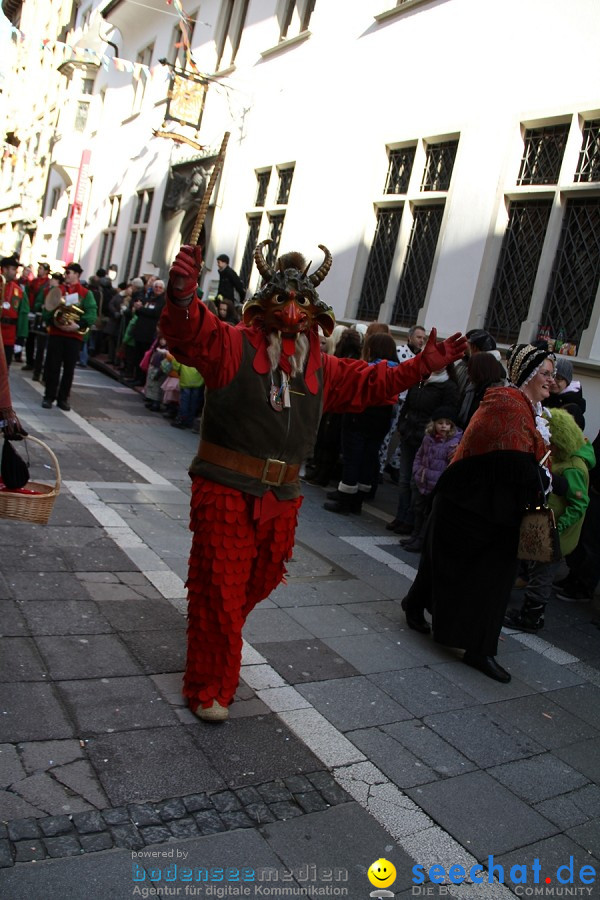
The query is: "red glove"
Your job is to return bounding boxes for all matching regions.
[168,244,203,303]
[418,328,468,377]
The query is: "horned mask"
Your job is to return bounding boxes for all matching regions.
[242,241,336,350]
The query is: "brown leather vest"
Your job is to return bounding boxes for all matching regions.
[189,338,323,499]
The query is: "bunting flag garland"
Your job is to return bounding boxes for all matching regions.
[7,29,155,76]
[7,0,208,80]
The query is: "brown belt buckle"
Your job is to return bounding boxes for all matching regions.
[261,458,287,486]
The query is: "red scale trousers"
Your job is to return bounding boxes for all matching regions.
[184,477,301,711]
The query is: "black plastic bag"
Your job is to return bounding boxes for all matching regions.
[1,438,30,490]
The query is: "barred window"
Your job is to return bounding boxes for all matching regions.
[255,170,271,206]
[132,43,153,115]
[541,197,600,347]
[357,207,404,321]
[421,140,458,191]
[279,0,315,40]
[575,119,600,183]
[385,147,416,195]
[215,0,249,70]
[239,214,262,287]
[276,166,295,205]
[74,101,90,133]
[517,124,569,185]
[392,205,444,327]
[124,189,153,281]
[266,212,286,268]
[485,200,553,345]
[98,195,121,272]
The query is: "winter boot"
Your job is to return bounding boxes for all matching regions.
[504,601,545,633]
[324,484,359,515]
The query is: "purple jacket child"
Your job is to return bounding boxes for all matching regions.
[412,418,462,496]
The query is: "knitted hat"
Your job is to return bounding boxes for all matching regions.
[466,329,496,352]
[555,356,573,385]
[431,406,457,424]
[506,343,551,388]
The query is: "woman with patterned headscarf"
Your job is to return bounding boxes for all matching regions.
[400,343,555,683]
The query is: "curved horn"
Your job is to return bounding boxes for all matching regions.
[309,244,332,287]
[254,239,274,280]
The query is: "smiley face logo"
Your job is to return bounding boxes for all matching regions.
[367,858,397,889]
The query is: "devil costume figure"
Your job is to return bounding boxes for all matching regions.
[161,241,467,721]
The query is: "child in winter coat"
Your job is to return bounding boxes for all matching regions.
[160,352,180,419]
[402,407,463,552]
[144,336,168,412]
[170,360,205,429]
[505,407,595,632]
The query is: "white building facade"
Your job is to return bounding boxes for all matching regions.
[3,0,600,432]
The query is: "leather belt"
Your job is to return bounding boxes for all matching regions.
[198,440,300,487]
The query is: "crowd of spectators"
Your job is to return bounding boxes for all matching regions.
[4,252,598,684]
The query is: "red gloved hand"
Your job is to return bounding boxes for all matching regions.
[168,244,203,303]
[418,328,468,377]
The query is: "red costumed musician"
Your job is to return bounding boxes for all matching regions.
[161,240,468,721]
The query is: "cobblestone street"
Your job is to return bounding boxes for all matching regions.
[0,365,599,899]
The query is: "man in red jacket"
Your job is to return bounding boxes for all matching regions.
[41,262,97,411]
[22,261,51,371]
[0,256,30,366]
[161,241,467,721]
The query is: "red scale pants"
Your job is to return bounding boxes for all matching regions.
[184,477,301,711]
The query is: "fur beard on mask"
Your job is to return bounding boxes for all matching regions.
[267,332,309,376]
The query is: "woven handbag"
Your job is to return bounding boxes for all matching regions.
[517,465,561,564]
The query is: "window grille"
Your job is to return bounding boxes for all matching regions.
[385,147,416,194]
[277,166,295,205]
[240,214,262,286]
[74,101,89,132]
[421,140,458,192]
[575,119,600,183]
[132,44,153,114]
[216,0,249,69]
[266,212,285,267]
[255,171,270,206]
[484,200,552,344]
[541,197,600,347]
[517,124,569,185]
[357,207,403,321]
[280,0,315,40]
[124,189,154,281]
[98,196,121,271]
[391,204,444,327]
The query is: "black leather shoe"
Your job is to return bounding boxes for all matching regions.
[41,399,52,409]
[57,400,71,411]
[400,597,431,634]
[463,652,511,683]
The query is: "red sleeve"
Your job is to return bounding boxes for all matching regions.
[322,353,425,413]
[160,298,242,388]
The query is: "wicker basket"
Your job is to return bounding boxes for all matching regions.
[0,435,61,525]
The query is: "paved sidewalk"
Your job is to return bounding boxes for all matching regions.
[0,365,599,900]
